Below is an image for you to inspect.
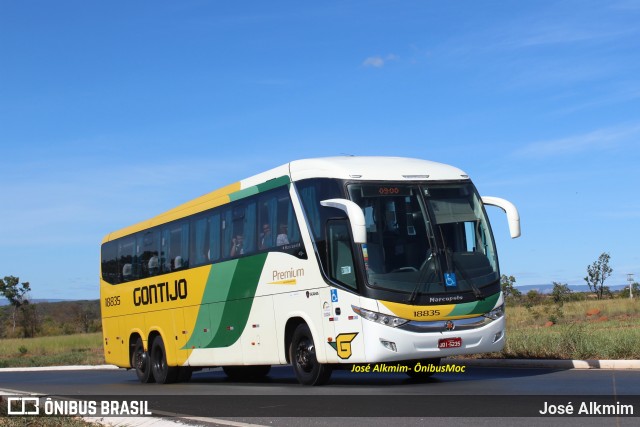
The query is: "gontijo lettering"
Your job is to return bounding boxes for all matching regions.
[133,279,187,306]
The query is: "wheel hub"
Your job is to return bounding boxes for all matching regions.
[296,339,315,372]
[135,351,148,370]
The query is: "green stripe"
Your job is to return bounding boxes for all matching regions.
[448,292,500,317]
[256,175,290,192]
[183,254,268,349]
[229,186,259,202]
[228,175,290,202]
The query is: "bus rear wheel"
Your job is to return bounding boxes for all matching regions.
[131,337,154,383]
[150,337,178,384]
[223,365,271,381]
[289,324,332,386]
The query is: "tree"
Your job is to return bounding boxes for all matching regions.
[619,282,639,299]
[0,276,38,337]
[500,274,521,303]
[551,282,572,306]
[72,303,97,333]
[524,289,544,308]
[584,253,613,300]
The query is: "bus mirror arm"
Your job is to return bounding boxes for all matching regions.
[481,196,521,239]
[320,198,367,244]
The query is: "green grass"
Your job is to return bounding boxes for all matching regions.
[0,299,638,369]
[0,333,104,368]
[490,298,640,359]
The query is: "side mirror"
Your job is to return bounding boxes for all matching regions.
[481,196,521,239]
[320,198,367,244]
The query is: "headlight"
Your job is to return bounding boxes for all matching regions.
[352,305,409,327]
[482,303,505,320]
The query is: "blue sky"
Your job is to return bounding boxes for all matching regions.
[1,0,639,300]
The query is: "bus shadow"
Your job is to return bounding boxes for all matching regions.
[186,365,562,388]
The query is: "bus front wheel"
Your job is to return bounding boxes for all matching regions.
[131,337,154,383]
[289,324,332,386]
[150,337,178,384]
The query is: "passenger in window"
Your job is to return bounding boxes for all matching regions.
[276,224,290,246]
[122,264,132,281]
[230,234,245,257]
[148,253,159,275]
[174,256,184,270]
[259,224,272,249]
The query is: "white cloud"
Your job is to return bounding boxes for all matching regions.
[362,54,398,68]
[514,124,640,158]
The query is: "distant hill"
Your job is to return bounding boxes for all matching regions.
[0,284,630,306]
[516,284,628,294]
[0,298,72,306]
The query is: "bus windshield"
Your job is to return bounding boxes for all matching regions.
[347,182,499,299]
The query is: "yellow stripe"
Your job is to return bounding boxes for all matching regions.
[380,300,478,321]
[105,182,241,241]
[268,279,297,285]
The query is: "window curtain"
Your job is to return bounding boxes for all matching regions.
[244,202,257,253]
[194,218,208,265]
[287,203,301,243]
[210,213,221,261]
[300,186,320,239]
[181,222,190,267]
[222,210,233,257]
[267,196,278,248]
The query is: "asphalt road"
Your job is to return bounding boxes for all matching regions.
[1,365,639,426]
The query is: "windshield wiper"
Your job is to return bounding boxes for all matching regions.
[445,248,485,300]
[406,250,438,304]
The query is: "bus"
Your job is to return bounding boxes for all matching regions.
[100,156,520,385]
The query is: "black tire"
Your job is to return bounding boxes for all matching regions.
[289,323,332,386]
[131,337,154,383]
[150,336,178,384]
[405,358,441,380]
[222,365,271,381]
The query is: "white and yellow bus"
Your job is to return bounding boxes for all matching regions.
[100,156,520,385]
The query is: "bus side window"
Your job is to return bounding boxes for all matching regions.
[259,187,304,256]
[244,201,257,254]
[209,212,221,262]
[259,194,277,250]
[101,241,118,284]
[118,237,136,283]
[162,222,189,272]
[221,208,233,258]
[326,220,358,291]
[138,230,160,278]
[190,215,210,267]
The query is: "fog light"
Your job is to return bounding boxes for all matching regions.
[380,339,397,352]
[493,330,504,343]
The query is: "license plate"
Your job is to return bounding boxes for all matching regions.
[438,337,462,349]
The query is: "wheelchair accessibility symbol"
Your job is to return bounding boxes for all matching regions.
[331,289,339,302]
[444,272,457,287]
